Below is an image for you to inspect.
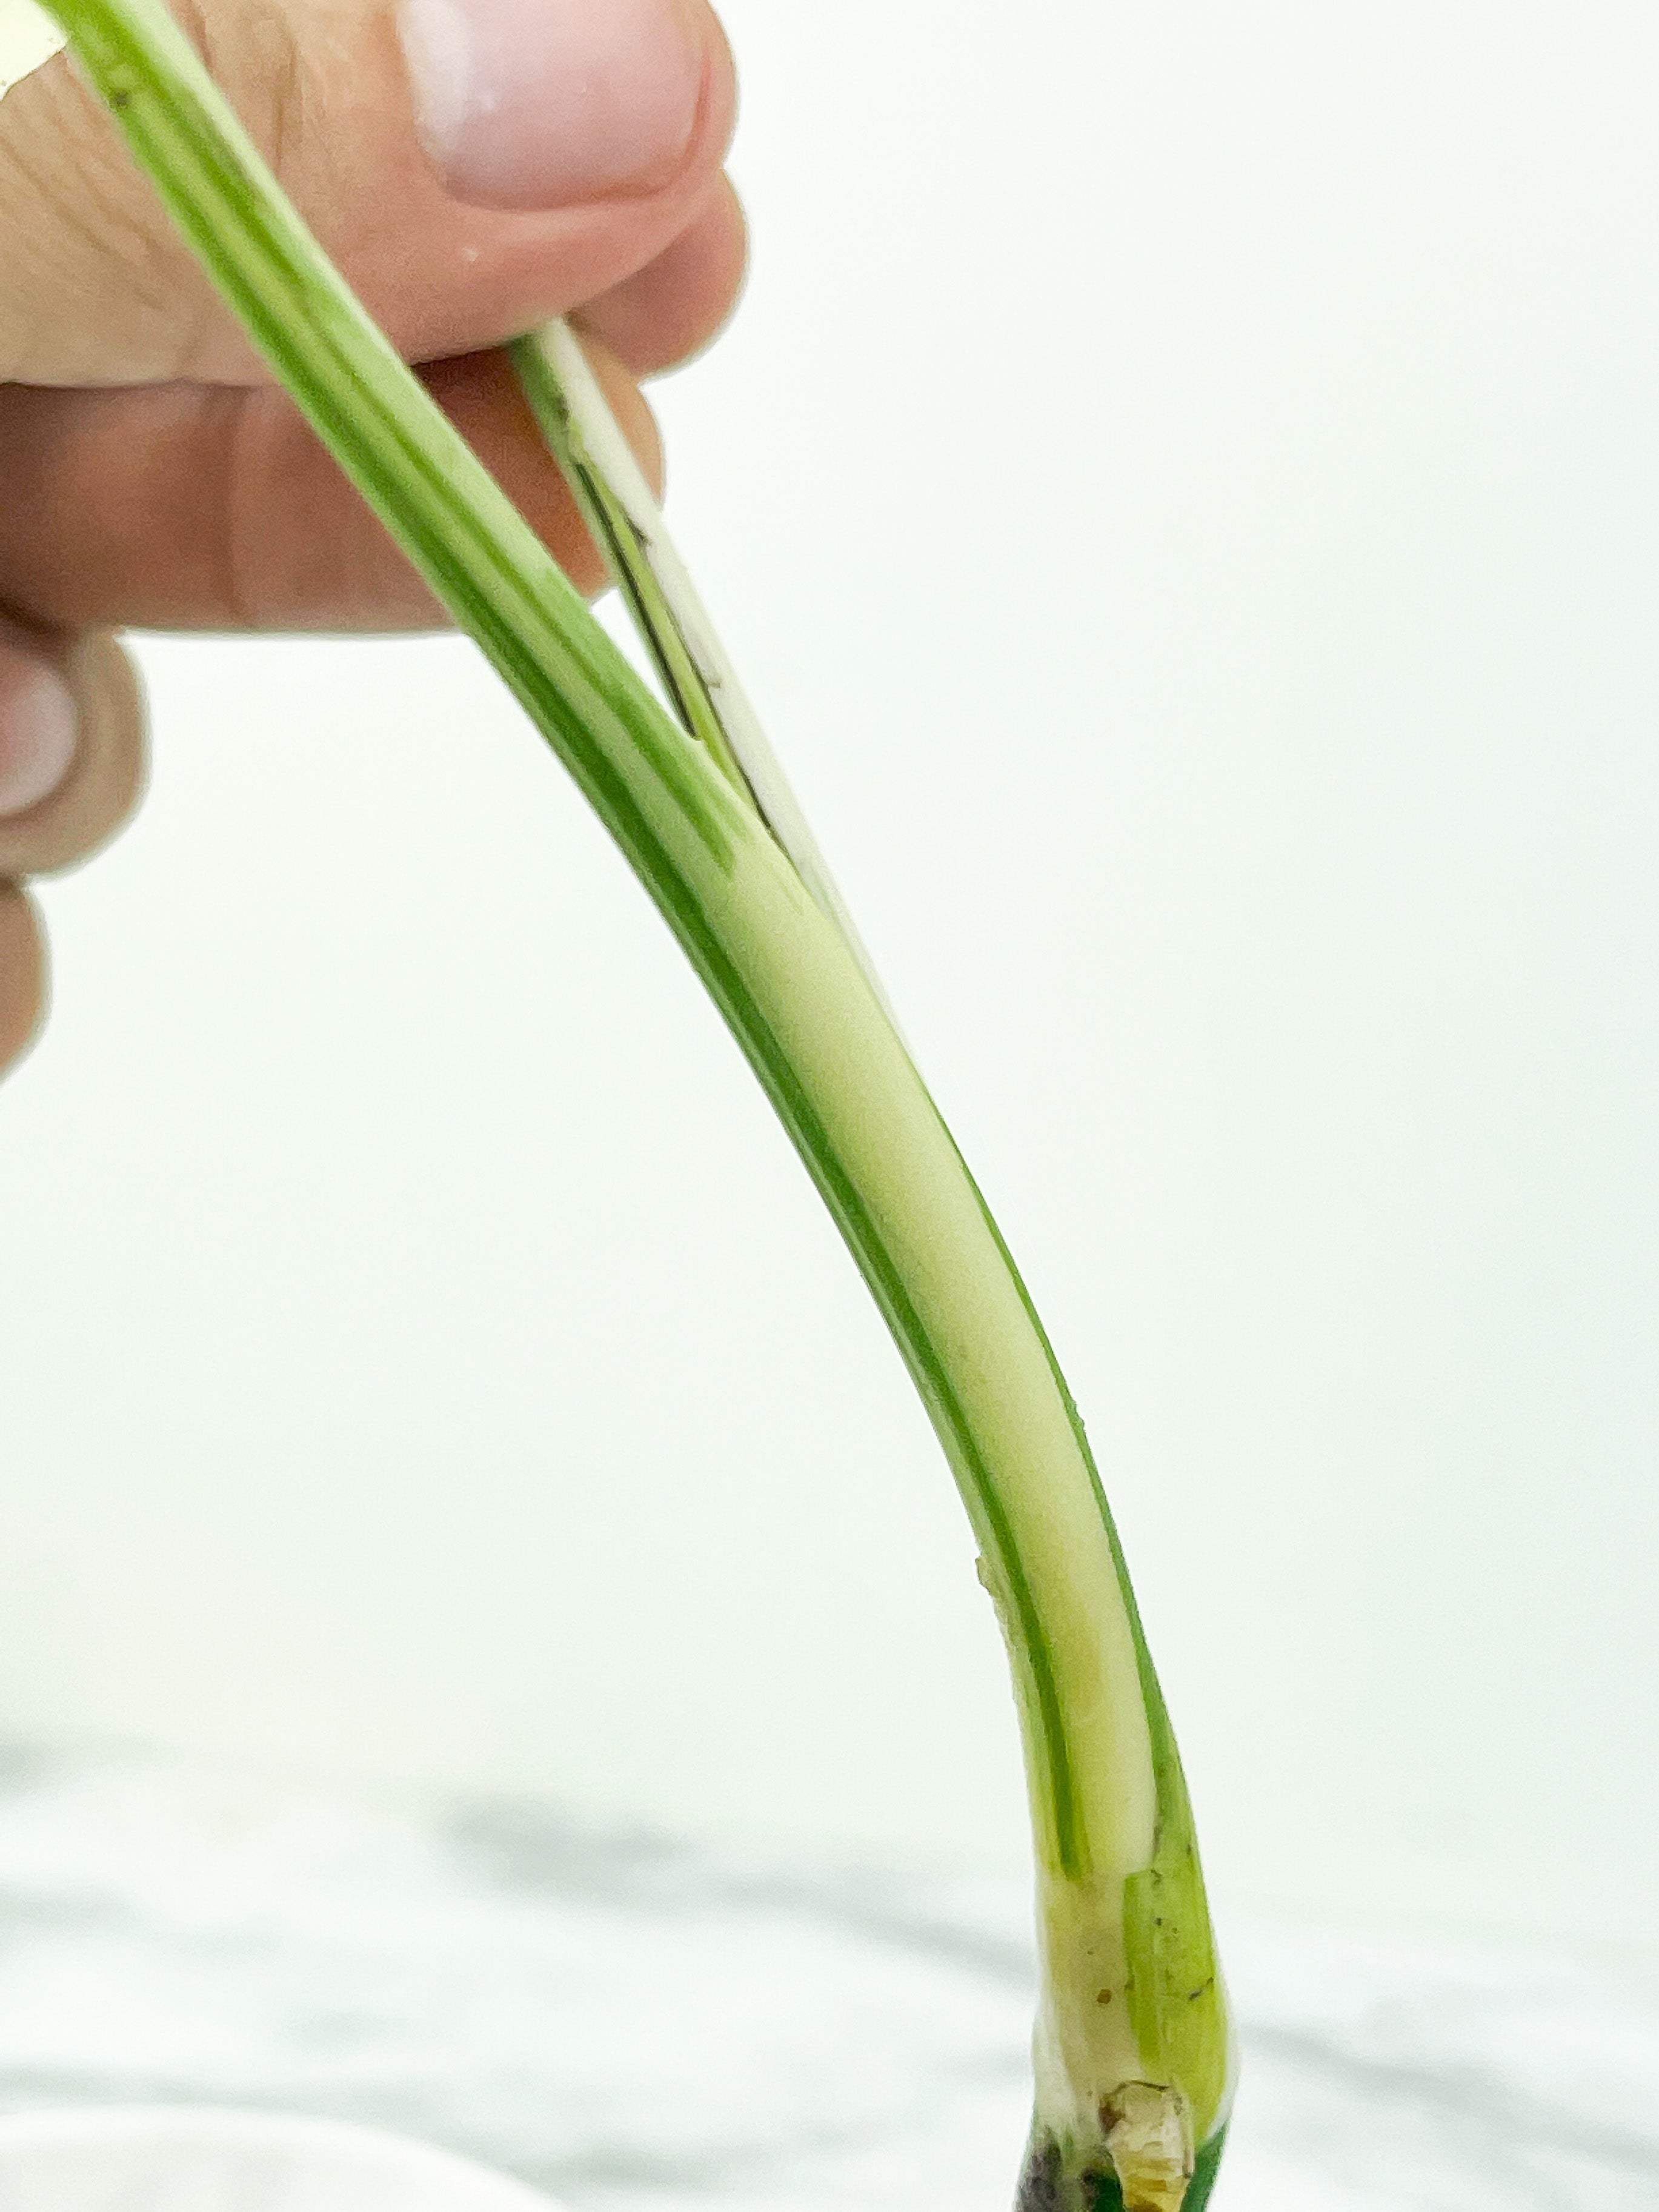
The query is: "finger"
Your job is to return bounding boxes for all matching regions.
[0,0,738,386]
[0,340,661,633]
[576,175,747,376]
[0,627,78,819]
[0,628,146,1086]
[0,884,45,1078]
[0,631,147,879]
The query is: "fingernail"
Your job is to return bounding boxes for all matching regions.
[400,0,706,211]
[0,654,78,817]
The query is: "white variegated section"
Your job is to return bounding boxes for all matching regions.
[0,0,64,100]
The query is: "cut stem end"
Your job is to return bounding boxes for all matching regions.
[1018,2120,1229,2212]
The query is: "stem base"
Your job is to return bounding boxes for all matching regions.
[1016,2125,1228,2212]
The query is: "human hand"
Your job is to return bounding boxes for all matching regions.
[0,0,743,1074]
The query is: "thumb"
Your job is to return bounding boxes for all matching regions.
[0,0,734,385]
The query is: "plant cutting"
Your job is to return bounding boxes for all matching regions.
[5,1,1235,2204]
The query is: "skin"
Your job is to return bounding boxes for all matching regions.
[0,0,745,1074]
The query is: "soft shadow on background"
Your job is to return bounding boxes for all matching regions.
[2,0,1655,2017]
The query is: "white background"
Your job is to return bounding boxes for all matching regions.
[2,0,1657,1958]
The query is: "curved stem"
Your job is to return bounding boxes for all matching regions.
[40,2,1234,2199]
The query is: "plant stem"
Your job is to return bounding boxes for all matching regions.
[509,319,897,1029]
[513,325,757,809]
[41,1,1234,2198]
